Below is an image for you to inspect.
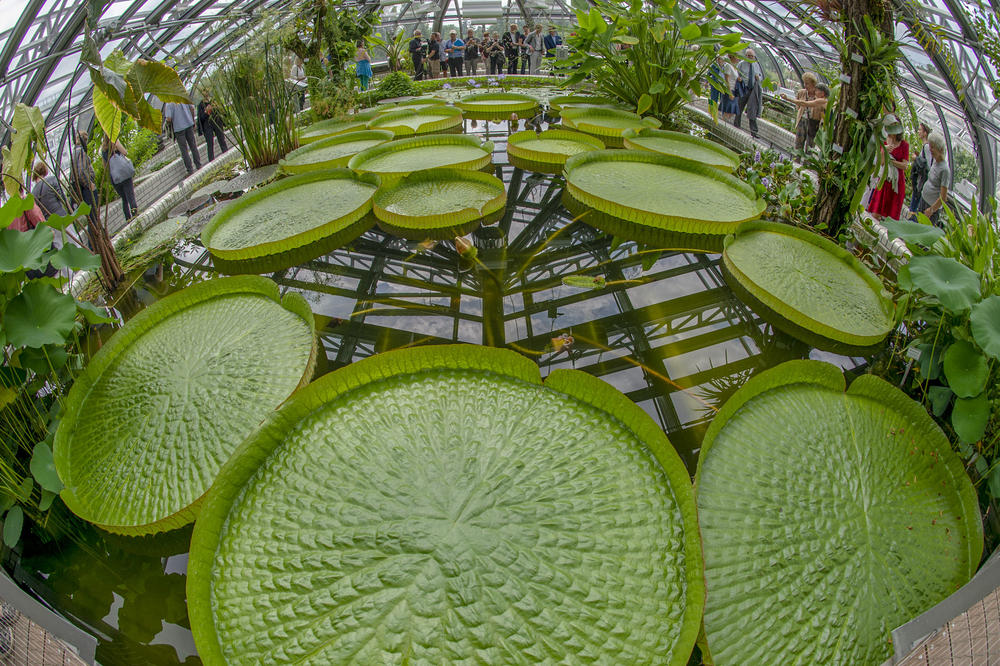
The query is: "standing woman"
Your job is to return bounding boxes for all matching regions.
[789,72,818,150]
[908,121,933,217]
[355,41,373,90]
[30,162,67,220]
[198,94,228,161]
[721,55,738,123]
[917,131,950,226]
[102,137,139,221]
[428,32,442,79]
[866,114,909,221]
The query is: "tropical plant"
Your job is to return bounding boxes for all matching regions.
[213,45,298,168]
[506,129,605,174]
[86,118,160,204]
[735,148,816,226]
[697,359,981,665]
[0,195,113,548]
[369,26,410,73]
[54,276,317,535]
[454,92,540,120]
[561,0,745,123]
[560,107,661,147]
[367,71,419,104]
[188,344,704,665]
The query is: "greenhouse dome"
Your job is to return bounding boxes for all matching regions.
[0,0,999,662]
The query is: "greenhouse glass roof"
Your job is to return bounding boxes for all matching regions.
[0,0,997,203]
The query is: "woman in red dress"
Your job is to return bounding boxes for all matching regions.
[867,114,909,221]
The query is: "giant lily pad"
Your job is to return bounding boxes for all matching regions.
[201,169,378,270]
[279,130,394,174]
[188,345,704,665]
[298,110,381,144]
[54,276,317,535]
[377,98,447,113]
[696,360,982,666]
[373,168,506,239]
[560,107,662,147]
[564,150,764,243]
[366,106,463,136]
[622,128,739,172]
[506,129,604,174]
[722,221,894,348]
[349,134,494,185]
[455,92,540,120]
[547,95,621,117]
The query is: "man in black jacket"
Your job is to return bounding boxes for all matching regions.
[197,95,228,162]
[409,30,426,81]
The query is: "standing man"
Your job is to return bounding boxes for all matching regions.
[502,24,522,75]
[409,30,426,81]
[444,30,464,77]
[197,94,228,162]
[526,25,545,74]
[428,32,442,78]
[735,48,763,139]
[163,100,202,175]
[543,26,562,58]
[70,130,99,225]
[464,29,481,77]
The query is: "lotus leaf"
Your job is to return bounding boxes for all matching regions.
[722,221,894,348]
[374,168,506,239]
[952,392,989,444]
[279,130,394,174]
[970,295,1000,360]
[621,128,739,172]
[906,255,981,312]
[54,276,317,535]
[201,169,378,264]
[564,150,764,240]
[349,134,494,185]
[366,106,463,136]
[879,217,945,246]
[188,345,704,666]
[45,244,101,271]
[506,129,604,174]
[942,340,989,398]
[455,92,540,119]
[560,107,662,147]
[696,360,982,666]
[4,281,77,348]
[0,225,54,272]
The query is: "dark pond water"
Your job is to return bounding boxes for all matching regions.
[13,112,875,665]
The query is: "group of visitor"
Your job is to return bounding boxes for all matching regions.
[865,116,950,225]
[785,72,829,151]
[710,48,767,139]
[406,25,562,81]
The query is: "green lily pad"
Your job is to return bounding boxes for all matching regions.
[879,217,945,246]
[547,95,621,117]
[124,217,185,258]
[506,129,604,174]
[279,130,394,174]
[970,295,1000,360]
[201,169,378,266]
[696,360,982,666]
[366,106,463,136]
[622,128,739,172]
[907,255,981,312]
[455,92,540,120]
[189,345,704,665]
[942,340,989,398]
[54,276,317,535]
[4,281,78,349]
[298,111,381,144]
[0,226,54,272]
[722,221,895,348]
[564,150,765,240]
[377,98,447,112]
[373,168,507,239]
[349,134,494,185]
[30,442,62,493]
[560,108,662,147]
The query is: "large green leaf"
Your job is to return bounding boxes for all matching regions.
[0,225,55,272]
[942,340,989,398]
[0,194,35,228]
[349,134,494,185]
[622,128,739,172]
[564,150,765,240]
[45,244,102,272]
[952,392,989,444]
[373,168,506,239]
[560,107,661,147]
[2,104,47,196]
[546,95,621,118]
[54,276,317,535]
[970,295,1000,360]
[506,129,604,175]
[30,442,63,494]
[722,221,895,348]
[455,92,540,120]
[879,217,945,246]
[201,169,378,266]
[188,345,704,665]
[696,360,982,665]
[279,130,394,174]
[92,87,124,143]
[366,106,463,137]
[126,58,192,105]
[907,255,982,312]
[4,281,77,349]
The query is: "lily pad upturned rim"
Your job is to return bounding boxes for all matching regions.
[695,359,982,665]
[563,149,765,236]
[373,168,507,239]
[54,276,318,535]
[201,168,379,262]
[560,107,662,147]
[506,129,605,173]
[376,97,447,110]
[622,127,740,172]
[455,92,540,114]
[278,130,394,173]
[298,111,381,143]
[722,220,895,347]
[188,344,705,666]
[547,94,620,114]
[365,106,464,136]
[347,133,495,182]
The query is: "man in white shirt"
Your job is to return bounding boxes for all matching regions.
[163,101,202,175]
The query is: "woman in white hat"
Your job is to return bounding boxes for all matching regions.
[866,113,909,221]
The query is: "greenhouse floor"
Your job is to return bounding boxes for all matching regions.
[898,588,1000,665]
